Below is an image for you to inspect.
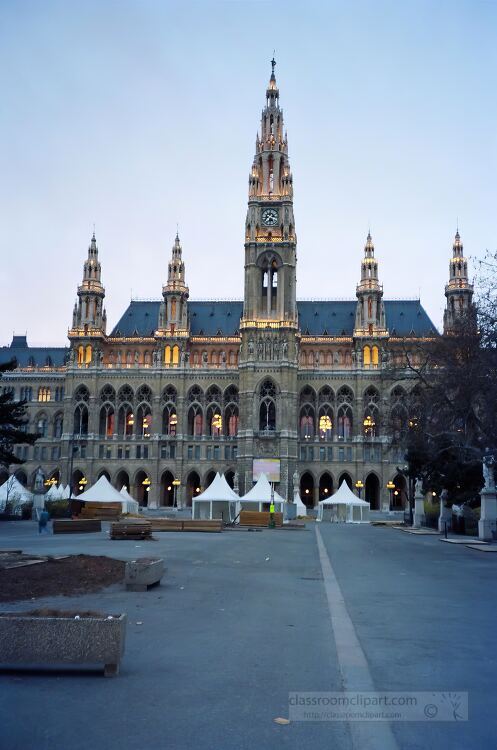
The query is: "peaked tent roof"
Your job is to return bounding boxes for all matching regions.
[319,481,369,506]
[241,472,286,504]
[194,472,239,502]
[120,485,136,501]
[0,475,32,503]
[77,475,126,504]
[120,485,140,513]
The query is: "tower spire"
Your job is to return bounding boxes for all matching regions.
[157,233,189,335]
[242,63,297,326]
[354,232,388,341]
[68,232,107,363]
[443,229,474,333]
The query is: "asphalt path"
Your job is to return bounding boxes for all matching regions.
[0,521,495,750]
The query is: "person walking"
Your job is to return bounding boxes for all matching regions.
[38,509,50,534]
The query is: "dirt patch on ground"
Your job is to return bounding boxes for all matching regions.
[0,555,125,602]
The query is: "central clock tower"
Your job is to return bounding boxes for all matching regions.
[238,59,299,501]
[242,57,297,325]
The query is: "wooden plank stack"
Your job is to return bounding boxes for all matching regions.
[239,510,283,528]
[80,503,122,521]
[53,519,102,534]
[110,521,152,540]
[148,519,223,533]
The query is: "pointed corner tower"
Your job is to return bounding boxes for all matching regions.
[68,232,106,365]
[353,232,388,364]
[443,229,474,333]
[156,232,190,363]
[241,57,298,353]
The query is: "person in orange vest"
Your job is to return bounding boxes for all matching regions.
[269,486,275,528]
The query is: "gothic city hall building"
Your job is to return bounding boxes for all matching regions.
[0,64,473,511]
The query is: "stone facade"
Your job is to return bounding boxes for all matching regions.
[0,62,473,511]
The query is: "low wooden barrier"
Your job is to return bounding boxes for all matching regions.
[149,519,223,533]
[239,511,283,528]
[80,503,121,521]
[53,519,102,534]
[182,519,223,533]
[110,521,152,541]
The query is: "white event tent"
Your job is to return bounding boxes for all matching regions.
[120,485,140,514]
[240,473,286,513]
[316,481,370,524]
[76,475,137,514]
[192,472,240,522]
[0,476,32,512]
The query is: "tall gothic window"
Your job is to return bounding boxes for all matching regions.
[363,387,380,438]
[337,386,354,440]
[300,406,315,440]
[259,379,276,432]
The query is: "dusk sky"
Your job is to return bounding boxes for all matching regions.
[1,0,496,344]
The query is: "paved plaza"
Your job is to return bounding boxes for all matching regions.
[0,521,496,750]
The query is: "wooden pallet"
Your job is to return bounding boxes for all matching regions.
[239,511,283,528]
[110,521,152,540]
[53,519,102,534]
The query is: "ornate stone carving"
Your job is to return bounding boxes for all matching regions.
[255,439,276,456]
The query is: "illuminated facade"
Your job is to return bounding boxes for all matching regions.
[0,63,473,510]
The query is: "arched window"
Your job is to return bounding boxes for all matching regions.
[319,408,333,440]
[188,405,203,436]
[187,385,204,404]
[371,345,379,366]
[85,345,92,364]
[337,386,354,440]
[163,405,177,436]
[73,404,88,436]
[77,346,84,365]
[117,405,134,437]
[390,387,408,441]
[172,345,180,365]
[53,413,63,438]
[225,404,239,436]
[38,386,51,402]
[206,385,222,405]
[363,387,380,437]
[36,415,48,437]
[259,379,276,432]
[300,406,315,439]
[135,386,152,438]
[99,404,115,437]
[208,407,223,437]
[363,346,371,366]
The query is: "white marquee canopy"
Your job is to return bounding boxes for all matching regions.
[240,472,286,513]
[316,481,370,524]
[77,475,137,514]
[192,473,240,522]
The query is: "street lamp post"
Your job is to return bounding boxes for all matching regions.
[142,477,151,506]
[355,480,364,499]
[172,479,181,510]
[386,481,395,511]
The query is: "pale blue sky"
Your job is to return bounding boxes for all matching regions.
[1,0,496,343]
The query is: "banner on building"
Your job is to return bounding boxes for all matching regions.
[253,458,281,483]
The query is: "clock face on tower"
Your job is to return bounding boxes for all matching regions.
[261,208,278,227]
